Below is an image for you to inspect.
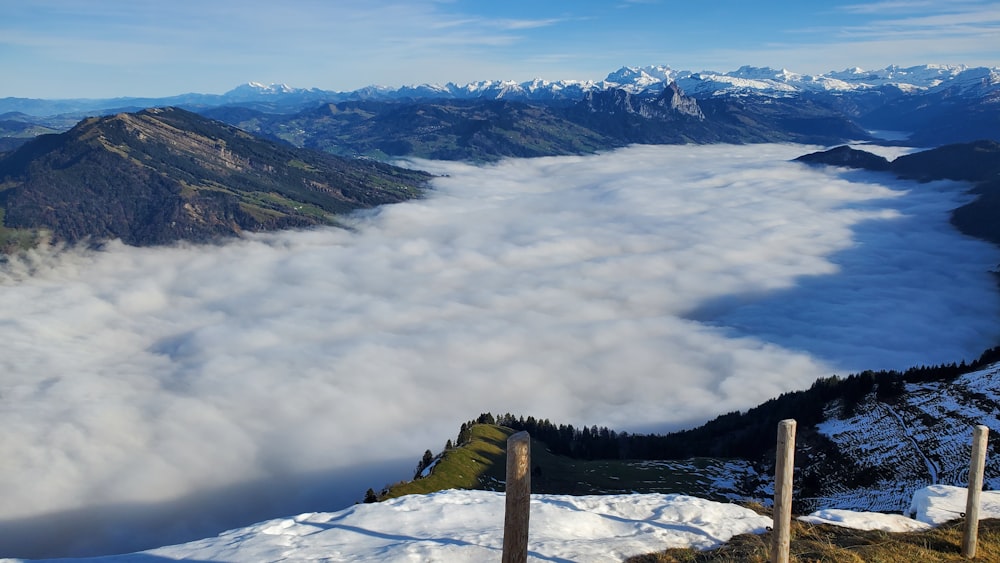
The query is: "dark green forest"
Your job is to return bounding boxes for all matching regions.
[458,346,1000,463]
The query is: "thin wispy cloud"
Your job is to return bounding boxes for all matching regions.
[840,7,1000,38]
[838,25,998,42]
[730,1,999,72]
[6,0,995,98]
[621,0,996,74]
[617,0,661,8]
[838,1,938,14]
[1,0,562,95]
[1,144,998,558]
[493,18,564,30]
[821,1,1000,56]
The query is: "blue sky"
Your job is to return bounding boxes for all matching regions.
[2,0,998,98]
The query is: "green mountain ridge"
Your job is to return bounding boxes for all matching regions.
[381,350,1000,518]
[0,107,430,250]
[796,140,1000,245]
[371,423,758,505]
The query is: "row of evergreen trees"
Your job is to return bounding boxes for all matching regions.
[457,347,1000,462]
[369,347,1000,503]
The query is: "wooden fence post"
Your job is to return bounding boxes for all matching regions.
[771,419,796,563]
[502,431,531,563]
[963,425,989,559]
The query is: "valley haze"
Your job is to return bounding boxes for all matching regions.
[2,143,999,557]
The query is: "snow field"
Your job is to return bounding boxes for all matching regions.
[11,486,999,562]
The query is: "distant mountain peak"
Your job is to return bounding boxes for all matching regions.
[225,82,299,97]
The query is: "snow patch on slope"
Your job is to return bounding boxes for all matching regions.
[909,485,1000,525]
[815,363,1000,513]
[799,509,932,532]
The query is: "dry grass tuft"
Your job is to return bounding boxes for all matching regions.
[625,518,1000,562]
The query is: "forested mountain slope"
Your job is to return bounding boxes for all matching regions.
[0,107,429,250]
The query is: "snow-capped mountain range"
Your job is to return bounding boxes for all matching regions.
[232,63,1000,102]
[3,63,998,119]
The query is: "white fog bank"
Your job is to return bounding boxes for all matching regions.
[1,144,998,557]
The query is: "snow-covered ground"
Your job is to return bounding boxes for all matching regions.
[800,485,1000,531]
[909,485,1000,526]
[7,486,998,563]
[814,364,1000,513]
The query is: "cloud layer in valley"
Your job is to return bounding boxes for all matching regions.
[1,143,999,558]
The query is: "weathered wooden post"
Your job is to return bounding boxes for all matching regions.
[963,425,989,559]
[502,431,531,563]
[771,419,796,563]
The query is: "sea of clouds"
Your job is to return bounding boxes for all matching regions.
[2,143,999,558]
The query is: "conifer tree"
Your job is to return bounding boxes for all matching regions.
[414,449,435,479]
[458,422,472,445]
